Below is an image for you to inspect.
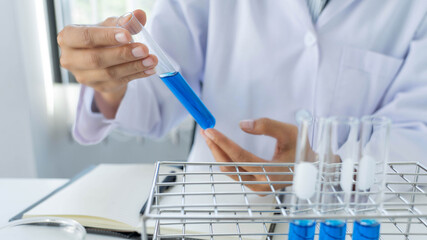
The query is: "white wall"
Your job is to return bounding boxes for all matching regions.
[0,0,192,178]
[0,1,37,177]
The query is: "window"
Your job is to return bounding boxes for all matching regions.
[53,0,157,83]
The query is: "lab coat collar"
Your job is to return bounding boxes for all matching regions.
[286,0,316,32]
[286,0,357,31]
[317,0,358,28]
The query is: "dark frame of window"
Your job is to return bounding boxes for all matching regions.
[47,0,64,83]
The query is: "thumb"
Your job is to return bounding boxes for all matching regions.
[99,9,147,27]
[133,9,147,26]
[239,118,298,144]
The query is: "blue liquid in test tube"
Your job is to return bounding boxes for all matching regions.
[289,114,325,240]
[351,117,390,240]
[160,72,215,129]
[352,219,380,240]
[319,220,346,240]
[117,12,215,129]
[289,220,316,240]
[317,117,359,240]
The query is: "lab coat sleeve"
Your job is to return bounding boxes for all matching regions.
[72,0,209,145]
[375,14,427,164]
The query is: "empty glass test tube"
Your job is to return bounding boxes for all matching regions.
[318,117,359,240]
[289,111,325,240]
[117,12,215,129]
[352,116,391,240]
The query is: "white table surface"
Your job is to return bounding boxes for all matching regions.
[1,178,426,239]
[0,178,124,240]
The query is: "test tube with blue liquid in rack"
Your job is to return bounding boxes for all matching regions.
[117,12,215,129]
[352,116,391,240]
[318,117,359,240]
[289,112,324,240]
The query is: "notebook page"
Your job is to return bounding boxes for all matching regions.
[25,164,157,229]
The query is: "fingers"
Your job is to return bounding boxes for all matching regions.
[204,129,262,163]
[201,131,230,163]
[200,129,235,170]
[99,16,119,27]
[99,9,146,28]
[200,130,258,182]
[61,43,150,70]
[202,128,266,176]
[73,55,157,91]
[58,25,131,48]
[133,9,147,26]
[86,69,153,93]
[201,129,235,170]
[57,10,148,61]
[239,118,298,146]
[201,127,295,192]
[201,129,288,192]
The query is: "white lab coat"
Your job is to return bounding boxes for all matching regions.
[74,0,427,165]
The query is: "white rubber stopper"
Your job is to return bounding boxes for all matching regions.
[340,158,354,194]
[357,155,376,191]
[294,162,318,199]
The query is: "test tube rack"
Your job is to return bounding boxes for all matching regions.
[142,161,427,239]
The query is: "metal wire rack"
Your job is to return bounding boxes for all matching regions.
[142,161,427,239]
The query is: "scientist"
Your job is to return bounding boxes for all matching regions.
[58,1,427,190]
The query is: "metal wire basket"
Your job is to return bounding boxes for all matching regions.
[142,161,427,239]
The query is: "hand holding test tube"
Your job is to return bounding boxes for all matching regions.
[201,118,298,192]
[57,10,158,119]
[117,12,215,129]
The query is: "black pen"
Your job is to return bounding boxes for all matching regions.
[140,171,177,215]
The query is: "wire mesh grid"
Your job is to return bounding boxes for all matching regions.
[142,161,427,239]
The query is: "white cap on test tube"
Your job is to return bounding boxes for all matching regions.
[292,111,324,212]
[352,116,391,240]
[319,116,359,211]
[355,116,391,212]
[289,111,325,240]
[317,117,359,240]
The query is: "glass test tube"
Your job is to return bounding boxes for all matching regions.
[117,12,216,129]
[318,117,359,240]
[289,111,324,240]
[352,116,391,240]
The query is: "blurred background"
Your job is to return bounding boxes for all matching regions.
[0,0,193,178]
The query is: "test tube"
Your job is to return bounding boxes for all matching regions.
[289,111,324,240]
[352,116,391,240]
[318,117,359,240]
[117,12,215,129]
